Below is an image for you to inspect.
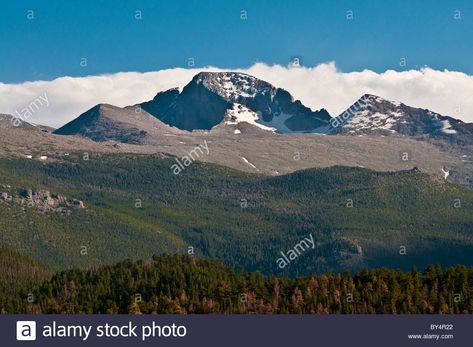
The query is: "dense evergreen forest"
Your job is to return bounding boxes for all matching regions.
[0,154,472,277]
[1,251,472,314]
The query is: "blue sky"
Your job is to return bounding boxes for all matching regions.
[0,0,472,83]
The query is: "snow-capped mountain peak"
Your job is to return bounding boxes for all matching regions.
[331,94,465,139]
[137,72,332,133]
[195,72,276,101]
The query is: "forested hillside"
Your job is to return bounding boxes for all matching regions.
[0,247,51,313]
[0,153,472,277]
[2,253,472,314]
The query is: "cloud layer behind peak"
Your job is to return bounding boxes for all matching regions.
[0,62,472,128]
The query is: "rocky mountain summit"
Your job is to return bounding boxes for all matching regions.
[331,94,473,146]
[138,72,332,132]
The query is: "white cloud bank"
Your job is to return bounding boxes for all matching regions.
[1,62,472,128]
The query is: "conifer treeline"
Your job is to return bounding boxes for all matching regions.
[2,254,472,314]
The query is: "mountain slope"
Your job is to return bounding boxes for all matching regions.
[54,103,184,144]
[0,114,35,129]
[1,154,472,277]
[332,94,473,146]
[138,72,332,132]
[0,246,51,313]
[0,113,54,132]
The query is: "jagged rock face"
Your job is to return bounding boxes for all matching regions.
[331,94,473,146]
[139,72,332,132]
[150,78,232,130]
[138,88,180,124]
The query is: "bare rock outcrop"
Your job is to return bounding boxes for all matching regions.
[0,187,85,214]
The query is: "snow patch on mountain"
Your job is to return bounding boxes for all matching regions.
[344,110,401,133]
[261,112,307,133]
[224,103,276,132]
[224,102,321,134]
[241,156,258,171]
[439,119,457,134]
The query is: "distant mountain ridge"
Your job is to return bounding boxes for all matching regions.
[0,114,34,129]
[0,113,50,131]
[27,72,473,191]
[53,72,473,143]
[331,94,473,146]
[54,103,183,144]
